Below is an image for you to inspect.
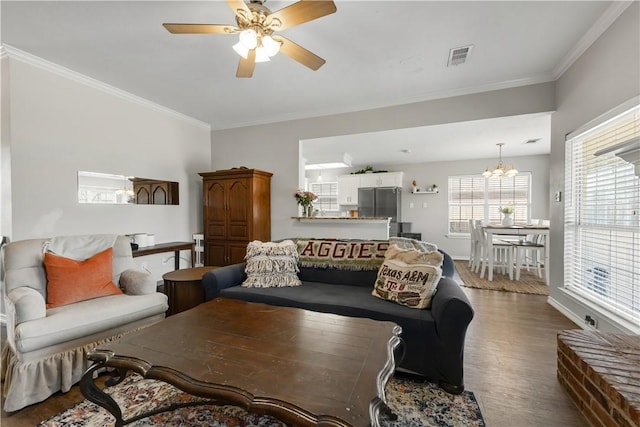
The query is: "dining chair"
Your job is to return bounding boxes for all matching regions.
[513,234,545,280]
[511,219,549,280]
[468,219,481,270]
[476,221,514,279]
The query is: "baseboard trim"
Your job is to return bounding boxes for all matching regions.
[547,296,590,331]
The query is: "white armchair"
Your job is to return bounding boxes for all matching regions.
[1,234,168,412]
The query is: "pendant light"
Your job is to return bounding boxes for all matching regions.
[482,143,518,178]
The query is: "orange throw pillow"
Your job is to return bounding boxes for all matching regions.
[44,247,122,308]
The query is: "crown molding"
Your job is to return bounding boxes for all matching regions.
[2,44,211,131]
[552,1,634,80]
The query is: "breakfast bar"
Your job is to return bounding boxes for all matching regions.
[291,216,392,240]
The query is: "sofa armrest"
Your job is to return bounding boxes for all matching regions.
[119,269,157,295]
[430,278,474,346]
[6,287,46,325]
[202,263,247,301]
[438,249,455,278]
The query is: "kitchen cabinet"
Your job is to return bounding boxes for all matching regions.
[337,175,360,205]
[200,168,272,266]
[358,172,404,188]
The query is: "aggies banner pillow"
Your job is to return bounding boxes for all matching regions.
[372,259,442,309]
[372,244,443,309]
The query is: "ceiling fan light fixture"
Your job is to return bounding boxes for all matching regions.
[254,46,271,63]
[482,168,492,178]
[505,166,519,177]
[232,41,250,59]
[239,29,258,49]
[164,0,337,77]
[262,35,280,57]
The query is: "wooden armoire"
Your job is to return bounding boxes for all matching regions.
[199,168,272,266]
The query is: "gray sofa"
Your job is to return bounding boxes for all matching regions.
[202,247,474,393]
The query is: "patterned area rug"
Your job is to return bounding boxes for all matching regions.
[38,373,484,427]
[454,260,549,296]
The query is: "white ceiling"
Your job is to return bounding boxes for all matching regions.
[1,1,620,164]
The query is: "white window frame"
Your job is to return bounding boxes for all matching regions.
[310,181,339,214]
[564,99,640,331]
[448,173,532,235]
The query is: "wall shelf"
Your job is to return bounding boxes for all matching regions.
[411,189,439,194]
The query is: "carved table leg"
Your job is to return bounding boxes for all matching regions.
[105,367,129,387]
[80,362,126,426]
[81,360,221,426]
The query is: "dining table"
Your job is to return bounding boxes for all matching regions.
[482,223,550,284]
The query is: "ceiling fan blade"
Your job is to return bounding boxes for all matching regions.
[226,0,253,23]
[163,23,238,34]
[274,36,326,71]
[236,49,256,78]
[265,0,336,31]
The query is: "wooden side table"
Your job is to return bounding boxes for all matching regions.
[162,266,218,316]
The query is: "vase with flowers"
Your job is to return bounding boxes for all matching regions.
[500,206,515,226]
[295,190,318,217]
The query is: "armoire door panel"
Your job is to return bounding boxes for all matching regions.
[228,243,249,265]
[227,179,250,232]
[205,242,226,266]
[207,225,226,239]
[204,181,226,239]
[227,225,249,239]
[205,182,226,222]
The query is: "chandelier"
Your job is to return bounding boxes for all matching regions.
[482,143,518,178]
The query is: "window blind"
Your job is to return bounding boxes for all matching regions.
[564,103,640,328]
[448,173,532,234]
[310,182,338,212]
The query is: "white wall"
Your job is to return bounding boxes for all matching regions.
[1,56,10,240]
[212,82,555,243]
[549,3,639,333]
[380,155,550,259]
[4,56,211,280]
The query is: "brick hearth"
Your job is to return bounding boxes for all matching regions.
[557,330,640,427]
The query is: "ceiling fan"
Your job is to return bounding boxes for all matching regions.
[163,0,337,78]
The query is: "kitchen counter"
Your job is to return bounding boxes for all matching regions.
[291,216,391,221]
[291,216,391,240]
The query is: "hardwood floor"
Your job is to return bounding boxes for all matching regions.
[463,288,585,427]
[1,288,585,426]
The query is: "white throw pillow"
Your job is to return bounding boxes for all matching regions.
[242,240,302,288]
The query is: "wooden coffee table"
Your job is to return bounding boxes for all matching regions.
[81,298,401,427]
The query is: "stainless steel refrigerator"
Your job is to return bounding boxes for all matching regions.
[357,187,402,237]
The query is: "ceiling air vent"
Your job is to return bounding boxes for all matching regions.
[447,45,473,67]
[525,138,541,144]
